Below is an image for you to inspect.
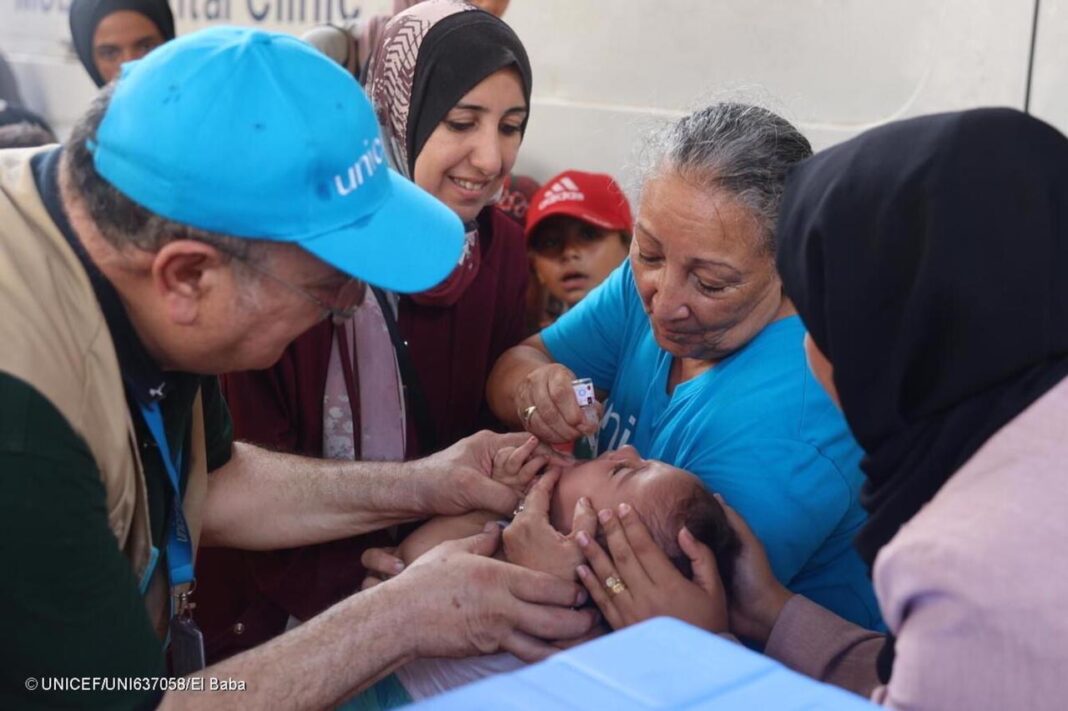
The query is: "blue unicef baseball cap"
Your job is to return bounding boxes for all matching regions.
[90,26,463,294]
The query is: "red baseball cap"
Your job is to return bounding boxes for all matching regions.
[525,170,633,240]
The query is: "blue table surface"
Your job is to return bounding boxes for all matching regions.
[414,617,878,710]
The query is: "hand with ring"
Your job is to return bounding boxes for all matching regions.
[502,468,598,582]
[408,430,566,520]
[604,575,627,596]
[575,503,730,634]
[513,363,601,444]
[520,405,538,427]
[385,524,597,662]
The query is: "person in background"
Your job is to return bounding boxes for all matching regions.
[365,0,532,451]
[301,0,509,86]
[525,170,633,329]
[497,172,540,225]
[470,0,510,15]
[0,101,57,149]
[0,51,25,107]
[300,0,422,85]
[200,0,532,663]
[69,0,174,87]
[576,107,1068,711]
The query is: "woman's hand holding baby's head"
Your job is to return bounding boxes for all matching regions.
[575,491,792,646]
[576,504,730,634]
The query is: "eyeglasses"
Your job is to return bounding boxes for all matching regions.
[222,249,365,323]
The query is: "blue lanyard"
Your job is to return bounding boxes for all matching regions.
[136,399,195,589]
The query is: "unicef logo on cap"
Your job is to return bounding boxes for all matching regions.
[334,137,388,197]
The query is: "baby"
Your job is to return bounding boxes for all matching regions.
[345,441,741,709]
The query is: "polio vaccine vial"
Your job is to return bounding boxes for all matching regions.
[572,378,599,459]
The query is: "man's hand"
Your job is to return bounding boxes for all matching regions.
[502,468,596,581]
[410,431,542,518]
[387,524,597,662]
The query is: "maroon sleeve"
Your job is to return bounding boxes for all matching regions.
[218,319,334,456]
[476,209,530,432]
[399,208,532,449]
[219,367,298,452]
[489,208,532,358]
[200,320,392,663]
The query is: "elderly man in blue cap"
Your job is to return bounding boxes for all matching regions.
[0,26,594,709]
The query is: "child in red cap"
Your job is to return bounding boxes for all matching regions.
[526,170,633,327]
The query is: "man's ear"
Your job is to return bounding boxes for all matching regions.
[151,240,230,326]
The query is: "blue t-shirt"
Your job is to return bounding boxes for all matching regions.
[542,261,882,629]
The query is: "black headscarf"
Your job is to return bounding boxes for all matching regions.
[777,108,1068,568]
[69,0,176,87]
[407,10,532,175]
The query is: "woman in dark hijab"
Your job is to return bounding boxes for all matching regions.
[572,108,1068,710]
[69,0,175,87]
[778,109,1068,568]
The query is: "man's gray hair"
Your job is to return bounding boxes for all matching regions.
[638,102,812,252]
[66,84,264,262]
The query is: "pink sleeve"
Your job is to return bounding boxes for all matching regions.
[764,595,885,697]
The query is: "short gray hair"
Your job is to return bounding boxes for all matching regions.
[638,102,812,252]
[66,84,266,263]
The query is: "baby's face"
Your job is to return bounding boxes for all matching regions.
[549,445,699,533]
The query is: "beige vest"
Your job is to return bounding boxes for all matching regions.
[0,147,208,637]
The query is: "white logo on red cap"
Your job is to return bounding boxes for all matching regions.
[334,137,386,197]
[537,176,585,211]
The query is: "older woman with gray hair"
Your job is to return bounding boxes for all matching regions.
[487,103,881,631]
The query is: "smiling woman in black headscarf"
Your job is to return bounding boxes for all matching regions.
[196,0,536,665]
[69,0,175,87]
[635,108,1068,710]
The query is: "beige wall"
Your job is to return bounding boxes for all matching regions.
[1030,0,1068,134]
[2,0,1061,188]
[505,0,1037,185]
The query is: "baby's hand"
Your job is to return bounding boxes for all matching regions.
[492,435,550,495]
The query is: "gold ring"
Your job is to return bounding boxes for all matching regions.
[605,575,627,596]
[520,405,537,425]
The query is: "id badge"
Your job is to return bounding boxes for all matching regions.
[169,615,206,676]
